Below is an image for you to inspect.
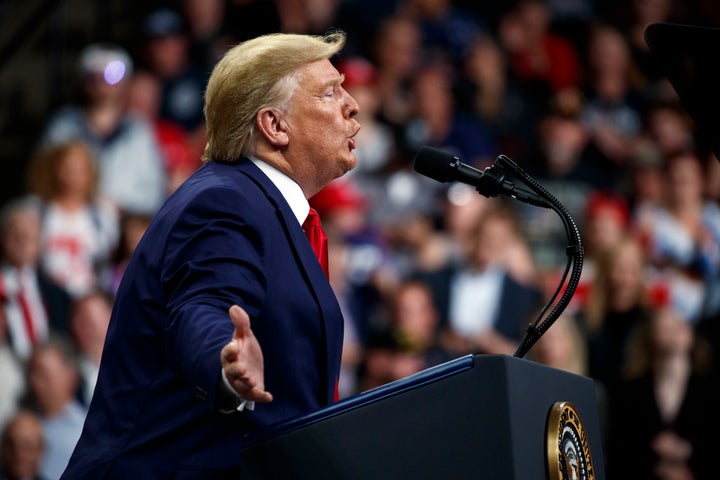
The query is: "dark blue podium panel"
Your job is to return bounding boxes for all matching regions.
[239,354,605,480]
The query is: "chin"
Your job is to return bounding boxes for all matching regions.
[344,154,358,172]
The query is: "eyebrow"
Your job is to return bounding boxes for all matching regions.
[324,73,345,88]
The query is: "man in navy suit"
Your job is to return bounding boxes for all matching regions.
[62,30,360,478]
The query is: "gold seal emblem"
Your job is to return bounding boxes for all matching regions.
[546,401,595,480]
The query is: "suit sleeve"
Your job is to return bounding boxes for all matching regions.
[160,186,270,411]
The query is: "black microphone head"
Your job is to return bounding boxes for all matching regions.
[413,146,459,183]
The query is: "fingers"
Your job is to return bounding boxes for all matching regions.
[243,388,273,404]
[222,304,272,404]
[224,361,273,403]
[229,304,251,340]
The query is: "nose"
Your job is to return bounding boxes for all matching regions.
[345,89,360,119]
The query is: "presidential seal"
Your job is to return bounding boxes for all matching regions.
[546,401,595,480]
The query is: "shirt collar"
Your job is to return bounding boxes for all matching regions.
[251,158,309,225]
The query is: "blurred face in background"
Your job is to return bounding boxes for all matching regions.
[667,153,704,209]
[412,66,453,126]
[54,144,96,199]
[1,209,41,269]
[647,106,694,156]
[472,215,516,270]
[1,412,44,480]
[145,33,189,79]
[127,71,162,121]
[71,293,112,362]
[652,307,694,356]
[393,282,438,349]
[28,345,79,417]
[607,239,646,311]
[374,17,420,79]
[585,204,628,256]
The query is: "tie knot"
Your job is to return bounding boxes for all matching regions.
[303,208,321,230]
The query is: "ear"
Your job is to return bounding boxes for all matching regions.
[256,108,289,148]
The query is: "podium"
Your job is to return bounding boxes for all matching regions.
[238,354,606,479]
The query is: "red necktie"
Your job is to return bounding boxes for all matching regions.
[18,269,43,346]
[17,285,37,345]
[303,209,339,402]
[303,208,329,279]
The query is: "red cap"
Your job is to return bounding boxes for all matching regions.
[337,57,377,89]
[309,179,367,217]
[584,191,630,228]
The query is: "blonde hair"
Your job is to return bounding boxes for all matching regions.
[202,31,346,163]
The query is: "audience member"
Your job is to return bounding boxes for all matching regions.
[498,0,582,95]
[369,14,422,129]
[39,43,167,216]
[0,331,25,431]
[605,306,719,479]
[26,141,119,299]
[425,202,542,356]
[402,0,485,63]
[359,280,451,392]
[390,207,456,281]
[635,151,720,322]
[627,139,666,213]
[580,23,646,182]
[622,0,677,90]
[126,70,201,195]
[402,61,496,169]
[388,280,452,367]
[102,211,153,297]
[441,184,491,263]
[0,409,46,480]
[644,101,696,158]
[576,190,632,307]
[0,198,70,360]
[179,0,232,67]
[518,106,599,273]
[23,337,85,480]
[140,7,209,157]
[527,313,589,377]
[457,33,543,161]
[68,291,112,407]
[581,235,654,392]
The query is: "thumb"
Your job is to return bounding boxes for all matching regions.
[229,305,251,340]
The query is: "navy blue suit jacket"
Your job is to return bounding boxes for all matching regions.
[62,159,344,478]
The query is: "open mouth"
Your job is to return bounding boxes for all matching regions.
[349,126,361,150]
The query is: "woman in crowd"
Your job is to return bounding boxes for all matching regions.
[26,141,119,299]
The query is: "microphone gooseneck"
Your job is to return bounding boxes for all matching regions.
[413,147,583,359]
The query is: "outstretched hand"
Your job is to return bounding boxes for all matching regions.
[220,305,273,403]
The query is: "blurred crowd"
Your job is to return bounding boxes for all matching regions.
[2,0,720,478]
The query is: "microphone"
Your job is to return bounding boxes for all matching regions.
[413,146,549,207]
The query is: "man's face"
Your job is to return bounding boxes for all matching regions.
[1,211,41,268]
[1,414,44,479]
[283,59,360,196]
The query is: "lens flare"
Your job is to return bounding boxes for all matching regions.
[103,60,126,85]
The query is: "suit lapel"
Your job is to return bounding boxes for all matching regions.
[234,159,343,404]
